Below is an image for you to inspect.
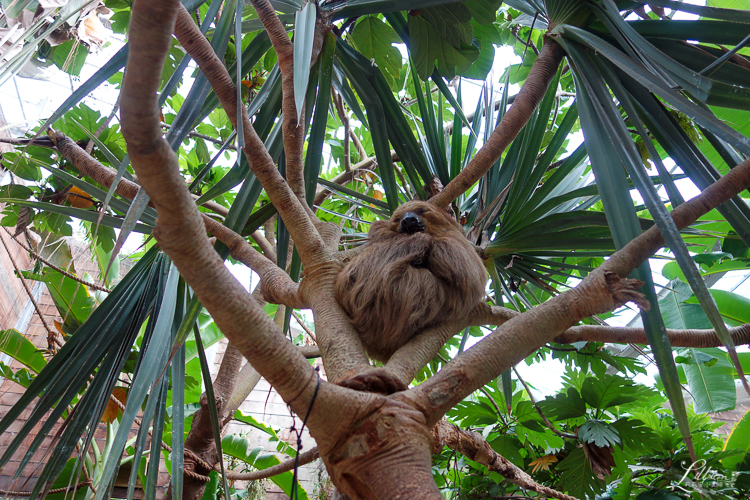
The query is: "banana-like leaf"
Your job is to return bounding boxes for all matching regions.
[0,328,47,374]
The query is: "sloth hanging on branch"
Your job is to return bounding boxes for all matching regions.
[335,201,487,363]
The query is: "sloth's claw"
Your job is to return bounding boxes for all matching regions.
[337,368,407,395]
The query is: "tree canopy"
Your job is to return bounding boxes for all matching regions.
[1,0,750,498]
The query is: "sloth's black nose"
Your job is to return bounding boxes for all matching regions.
[399,212,425,234]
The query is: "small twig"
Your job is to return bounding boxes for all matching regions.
[511,27,540,56]
[226,446,319,480]
[0,230,62,350]
[293,311,317,342]
[0,481,93,496]
[402,85,440,108]
[5,228,113,293]
[333,89,351,172]
[263,213,277,252]
[392,162,412,197]
[349,128,367,162]
[513,367,576,439]
[250,229,277,262]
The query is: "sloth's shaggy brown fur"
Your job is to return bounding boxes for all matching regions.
[334,201,486,362]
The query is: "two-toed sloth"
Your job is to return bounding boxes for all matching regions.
[334,201,487,362]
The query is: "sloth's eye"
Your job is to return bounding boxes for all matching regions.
[417,208,426,214]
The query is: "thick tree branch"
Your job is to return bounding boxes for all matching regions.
[120,0,319,417]
[300,261,371,383]
[173,6,329,266]
[385,319,465,384]
[250,230,277,262]
[430,37,566,208]
[50,131,226,218]
[556,323,750,346]
[469,304,750,347]
[413,157,750,423]
[432,420,579,500]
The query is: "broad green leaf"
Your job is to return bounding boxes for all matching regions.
[351,16,403,89]
[581,375,639,410]
[686,289,750,326]
[221,435,263,465]
[42,268,97,331]
[200,471,220,500]
[51,40,89,76]
[0,329,47,373]
[676,348,736,413]
[464,0,503,24]
[537,387,587,420]
[4,153,42,182]
[611,418,660,453]
[723,407,750,470]
[556,448,606,499]
[578,419,621,447]
[0,185,33,200]
[254,453,310,500]
[463,24,496,81]
[408,10,480,80]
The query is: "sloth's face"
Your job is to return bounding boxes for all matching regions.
[389,201,456,237]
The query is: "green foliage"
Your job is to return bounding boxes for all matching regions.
[50,40,89,76]
[1,0,750,498]
[351,16,403,89]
